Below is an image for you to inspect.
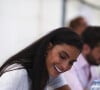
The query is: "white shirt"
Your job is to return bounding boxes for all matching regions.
[0,64,30,90]
[0,64,67,90]
[45,74,67,90]
[64,54,100,90]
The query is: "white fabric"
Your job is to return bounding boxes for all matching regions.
[0,64,67,90]
[0,68,30,90]
[64,54,100,90]
[45,74,67,90]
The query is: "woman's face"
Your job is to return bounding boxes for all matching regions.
[46,43,80,77]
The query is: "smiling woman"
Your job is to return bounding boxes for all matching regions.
[46,44,80,77]
[0,27,83,90]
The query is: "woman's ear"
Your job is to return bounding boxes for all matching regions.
[45,43,53,56]
[82,44,91,55]
[47,42,53,50]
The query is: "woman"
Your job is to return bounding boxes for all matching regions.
[0,27,83,90]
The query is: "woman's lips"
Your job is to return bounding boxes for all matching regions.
[54,65,63,73]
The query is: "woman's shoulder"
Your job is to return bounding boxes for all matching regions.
[4,63,24,71]
[0,64,29,90]
[1,64,28,80]
[46,74,67,89]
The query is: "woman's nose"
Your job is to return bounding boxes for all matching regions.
[61,62,71,72]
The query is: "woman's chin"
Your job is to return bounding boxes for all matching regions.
[49,68,61,77]
[50,72,60,78]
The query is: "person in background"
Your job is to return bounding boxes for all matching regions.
[69,16,88,36]
[0,27,83,90]
[64,26,100,90]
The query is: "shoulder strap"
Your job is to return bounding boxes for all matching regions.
[0,64,24,76]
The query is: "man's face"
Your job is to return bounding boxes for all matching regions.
[86,45,100,65]
[78,18,87,32]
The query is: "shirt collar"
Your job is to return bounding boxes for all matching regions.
[76,53,89,68]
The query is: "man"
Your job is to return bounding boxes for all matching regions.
[64,26,100,90]
[69,16,88,36]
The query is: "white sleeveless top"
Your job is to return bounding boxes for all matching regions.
[0,64,67,90]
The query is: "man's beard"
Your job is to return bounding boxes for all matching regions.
[86,54,99,66]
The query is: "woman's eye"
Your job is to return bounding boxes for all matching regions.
[60,53,67,59]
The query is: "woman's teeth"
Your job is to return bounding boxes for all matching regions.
[54,65,62,73]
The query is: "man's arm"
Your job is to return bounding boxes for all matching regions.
[55,85,71,90]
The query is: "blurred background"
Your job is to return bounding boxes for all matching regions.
[0,0,100,69]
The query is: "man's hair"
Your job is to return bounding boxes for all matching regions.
[82,26,100,49]
[69,16,84,29]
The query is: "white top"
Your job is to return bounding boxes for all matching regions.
[64,54,100,90]
[45,74,67,90]
[0,64,30,90]
[0,64,67,90]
